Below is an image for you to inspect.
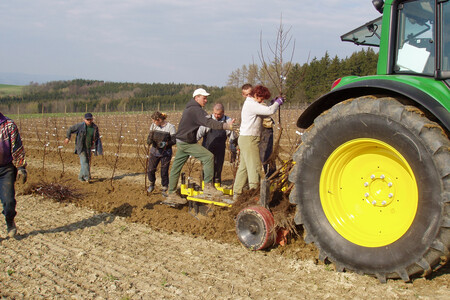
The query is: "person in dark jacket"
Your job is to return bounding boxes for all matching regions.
[0,112,27,238]
[196,103,237,185]
[164,88,235,205]
[64,113,102,183]
[146,111,176,194]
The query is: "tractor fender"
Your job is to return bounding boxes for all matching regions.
[297,79,450,131]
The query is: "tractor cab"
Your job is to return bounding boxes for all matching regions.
[342,0,450,84]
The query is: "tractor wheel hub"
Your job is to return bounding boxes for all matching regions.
[363,172,396,207]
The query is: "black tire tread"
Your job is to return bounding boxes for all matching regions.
[289,96,450,282]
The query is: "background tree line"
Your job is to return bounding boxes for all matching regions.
[226,48,378,104]
[0,81,228,114]
[0,48,377,114]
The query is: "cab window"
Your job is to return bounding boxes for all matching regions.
[395,0,435,76]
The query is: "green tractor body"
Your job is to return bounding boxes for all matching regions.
[290,0,449,282]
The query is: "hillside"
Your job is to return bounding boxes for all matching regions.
[0,80,227,114]
[0,84,23,97]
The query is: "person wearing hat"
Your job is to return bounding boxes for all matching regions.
[64,113,103,183]
[164,88,235,205]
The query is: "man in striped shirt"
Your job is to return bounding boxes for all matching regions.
[0,112,27,238]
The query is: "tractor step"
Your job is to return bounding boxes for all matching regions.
[186,196,232,207]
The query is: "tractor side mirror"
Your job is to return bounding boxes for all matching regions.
[372,0,384,13]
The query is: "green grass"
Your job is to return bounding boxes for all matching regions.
[105,274,119,281]
[0,84,23,97]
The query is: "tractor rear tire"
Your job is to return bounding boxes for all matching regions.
[289,96,449,282]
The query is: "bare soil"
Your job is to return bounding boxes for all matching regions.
[1,113,448,298]
[1,194,449,299]
[0,156,448,299]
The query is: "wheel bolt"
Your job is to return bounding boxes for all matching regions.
[365,193,370,198]
[388,182,393,187]
[371,174,375,179]
[381,201,387,205]
[372,200,377,205]
[380,174,385,179]
[364,182,369,187]
[388,193,393,198]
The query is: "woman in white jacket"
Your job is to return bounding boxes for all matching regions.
[233,85,284,200]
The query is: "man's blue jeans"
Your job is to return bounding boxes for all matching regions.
[0,163,17,227]
[78,151,91,181]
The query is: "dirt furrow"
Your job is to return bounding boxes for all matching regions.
[3,111,450,299]
[25,156,149,186]
[1,196,449,299]
[1,239,93,298]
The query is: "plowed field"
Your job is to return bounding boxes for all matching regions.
[1,111,448,299]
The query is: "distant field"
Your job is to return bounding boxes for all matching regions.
[0,83,23,96]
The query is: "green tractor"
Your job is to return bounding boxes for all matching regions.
[289,0,449,282]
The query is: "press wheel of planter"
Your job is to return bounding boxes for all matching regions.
[235,206,275,250]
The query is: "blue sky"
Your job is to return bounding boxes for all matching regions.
[1,0,380,86]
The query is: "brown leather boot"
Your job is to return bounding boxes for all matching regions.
[162,193,187,205]
[7,221,17,238]
[202,183,223,199]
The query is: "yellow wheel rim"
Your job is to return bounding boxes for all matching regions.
[320,138,418,247]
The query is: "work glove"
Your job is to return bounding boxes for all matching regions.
[223,120,238,131]
[270,96,285,106]
[17,167,27,184]
[158,141,167,149]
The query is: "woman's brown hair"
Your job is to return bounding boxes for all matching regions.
[250,85,271,100]
[151,111,167,121]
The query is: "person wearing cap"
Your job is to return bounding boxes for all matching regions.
[164,88,235,205]
[64,113,103,183]
[232,85,284,201]
[0,111,27,238]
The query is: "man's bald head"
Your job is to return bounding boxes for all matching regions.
[213,103,225,120]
